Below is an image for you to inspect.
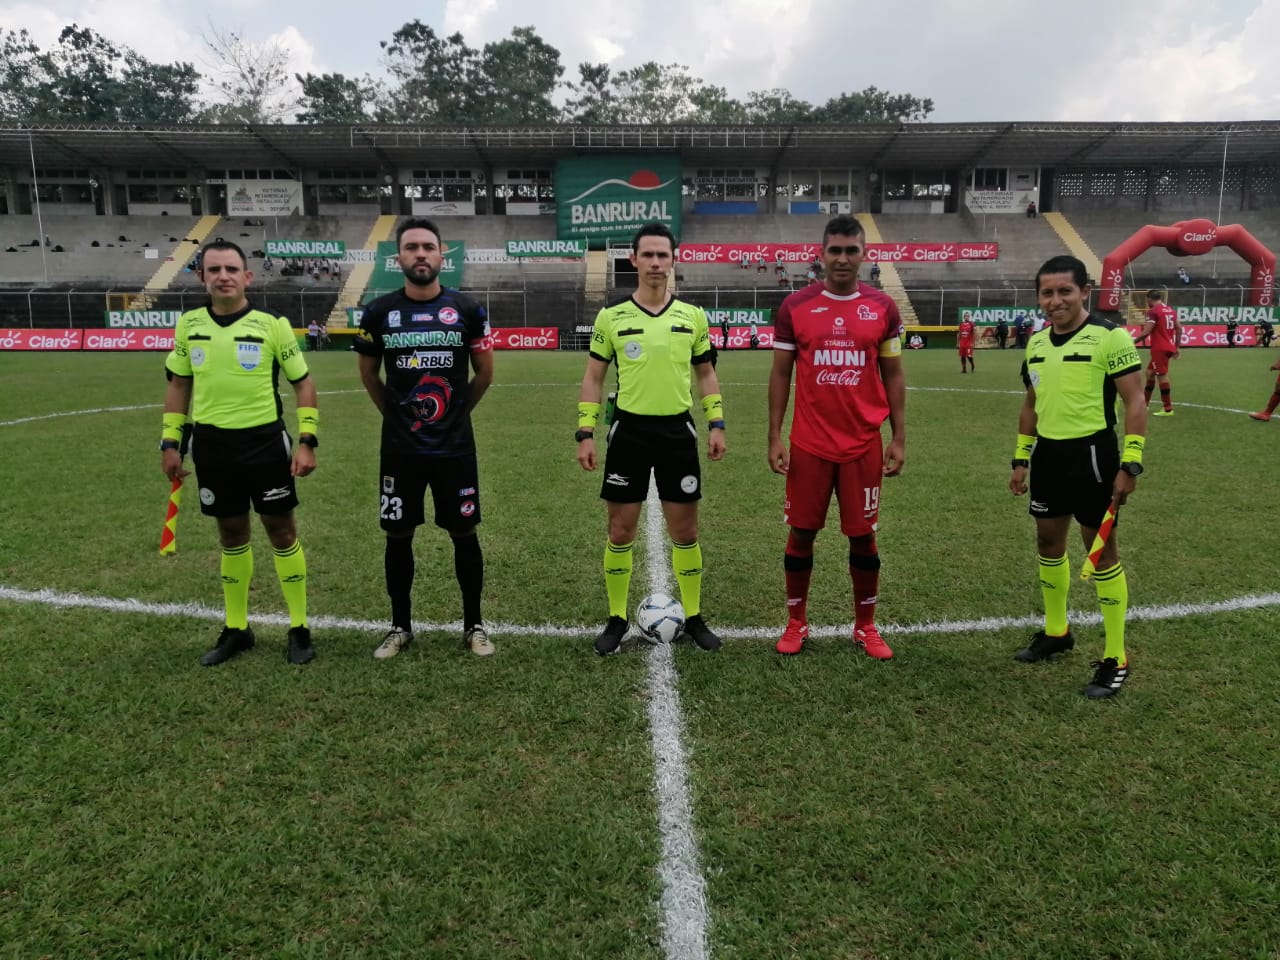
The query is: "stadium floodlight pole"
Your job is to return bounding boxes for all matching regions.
[27,131,50,284]
[1212,127,1231,280]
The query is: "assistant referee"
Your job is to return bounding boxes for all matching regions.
[161,239,319,667]
[1009,255,1148,698]
[576,222,726,655]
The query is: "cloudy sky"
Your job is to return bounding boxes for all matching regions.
[3,0,1279,122]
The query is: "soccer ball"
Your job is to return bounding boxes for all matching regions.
[636,593,685,644]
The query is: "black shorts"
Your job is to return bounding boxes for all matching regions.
[601,410,701,504]
[1029,430,1118,528]
[379,449,481,533]
[191,422,297,518]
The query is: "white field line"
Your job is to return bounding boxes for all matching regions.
[3,583,1279,640]
[642,484,710,960]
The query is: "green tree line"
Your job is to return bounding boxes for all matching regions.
[1,22,932,126]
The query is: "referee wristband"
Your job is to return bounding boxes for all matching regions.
[1013,433,1036,460]
[297,406,319,437]
[701,393,724,422]
[1122,434,1145,465]
[161,412,188,443]
[708,419,726,431]
[578,401,601,430]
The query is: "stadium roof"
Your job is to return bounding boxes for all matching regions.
[3,121,1280,174]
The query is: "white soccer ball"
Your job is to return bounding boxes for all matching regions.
[636,593,686,644]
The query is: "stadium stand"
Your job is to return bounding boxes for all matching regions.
[0,214,199,283]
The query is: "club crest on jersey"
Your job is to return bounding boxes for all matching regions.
[387,310,401,328]
[439,306,460,325]
[237,342,262,370]
[460,500,476,517]
[857,305,876,320]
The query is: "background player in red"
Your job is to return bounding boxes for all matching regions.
[766,215,907,659]
[957,311,976,373]
[1248,354,1280,421]
[1135,289,1181,416]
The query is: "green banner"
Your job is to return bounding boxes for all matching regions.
[555,156,682,248]
[265,239,346,259]
[103,309,181,328]
[956,307,1040,325]
[505,239,586,258]
[706,308,771,325]
[364,240,466,303]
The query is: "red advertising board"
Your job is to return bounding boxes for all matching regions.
[710,326,776,349]
[0,329,83,350]
[1125,324,1256,347]
[490,327,560,350]
[82,330,175,351]
[677,242,999,265]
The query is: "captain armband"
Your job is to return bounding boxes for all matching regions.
[297,406,319,437]
[161,412,188,443]
[577,401,601,430]
[701,393,724,423]
[1013,433,1036,461]
[1122,434,1145,465]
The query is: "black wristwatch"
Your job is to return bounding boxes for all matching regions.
[159,439,181,452]
[574,429,594,443]
[1010,458,1029,469]
[1119,461,1143,477]
[298,434,318,449]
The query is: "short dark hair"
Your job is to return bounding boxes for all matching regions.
[198,239,247,269]
[632,221,676,253]
[396,217,442,249]
[1035,255,1090,289]
[822,215,865,244]
[1147,289,1163,301]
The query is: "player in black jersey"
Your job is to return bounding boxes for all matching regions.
[354,218,496,658]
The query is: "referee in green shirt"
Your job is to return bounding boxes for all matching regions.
[161,240,319,666]
[576,223,726,655]
[1009,255,1148,698]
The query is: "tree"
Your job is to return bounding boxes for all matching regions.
[295,72,383,124]
[745,88,813,124]
[562,62,617,123]
[473,27,563,124]
[0,24,201,124]
[608,61,709,124]
[809,86,934,123]
[379,21,479,123]
[200,25,298,124]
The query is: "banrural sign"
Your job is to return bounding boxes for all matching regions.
[265,239,347,258]
[555,156,682,247]
[505,240,586,258]
[103,310,182,328]
[365,240,466,301]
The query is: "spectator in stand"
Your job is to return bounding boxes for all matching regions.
[262,256,274,274]
[1026,200,1037,218]
[756,253,768,273]
[1176,266,1191,285]
[995,315,1009,348]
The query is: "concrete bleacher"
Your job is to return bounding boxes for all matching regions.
[0,214,199,284]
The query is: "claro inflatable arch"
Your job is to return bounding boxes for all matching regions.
[1096,218,1276,310]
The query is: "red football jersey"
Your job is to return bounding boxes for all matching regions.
[958,319,976,345]
[774,283,902,461]
[1146,302,1179,351]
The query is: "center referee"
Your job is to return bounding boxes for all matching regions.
[576,222,726,655]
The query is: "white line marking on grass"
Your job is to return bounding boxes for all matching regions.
[642,484,710,960]
[0,404,155,426]
[4,584,1280,641]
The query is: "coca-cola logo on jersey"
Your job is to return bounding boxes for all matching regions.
[815,368,863,386]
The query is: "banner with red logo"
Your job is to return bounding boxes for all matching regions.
[490,327,560,350]
[677,242,999,265]
[1124,324,1257,348]
[82,330,175,351]
[0,329,83,350]
[711,326,776,349]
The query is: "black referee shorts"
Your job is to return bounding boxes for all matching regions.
[601,410,702,504]
[190,421,297,518]
[1028,430,1118,529]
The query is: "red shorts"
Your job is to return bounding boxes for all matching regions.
[958,344,974,358]
[1147,350,1175,375]
[784,443,883,536]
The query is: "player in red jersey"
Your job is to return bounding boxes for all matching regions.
[957,312,976,373]
[1134,290,1181,416]
[766,215,906,659]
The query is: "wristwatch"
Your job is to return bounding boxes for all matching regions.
[298,435,318,449]
[159,439,181,452]
[1119,461,1143,477]
[574,429,594,443]
[1010,458,1029,469]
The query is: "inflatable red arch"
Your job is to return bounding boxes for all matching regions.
[1096,217,1276,310]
